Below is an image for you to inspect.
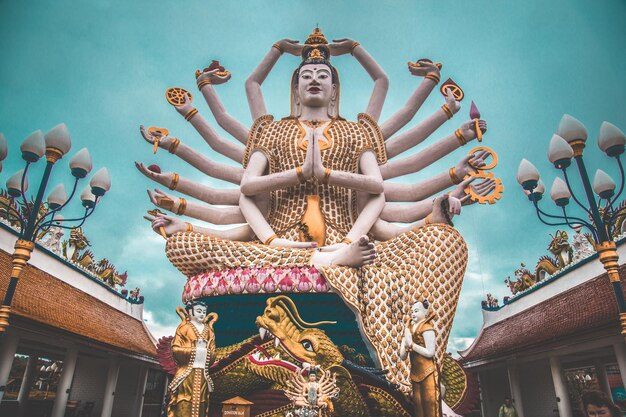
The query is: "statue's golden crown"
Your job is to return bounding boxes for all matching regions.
[302,27,331,62]
[305,27,328,45]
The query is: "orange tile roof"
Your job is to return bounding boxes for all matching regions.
[461,266,625,363]
[0,249,156,358]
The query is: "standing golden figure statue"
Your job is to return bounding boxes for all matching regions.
[168,301,218,417]
[400,300,440,417]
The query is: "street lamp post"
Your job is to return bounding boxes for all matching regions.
[517,115,626,336]
[0,124,111,334]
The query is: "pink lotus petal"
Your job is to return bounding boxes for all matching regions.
[261,274,277,292]
[216,277,229,295]
[246,275,261,293]
[230,276,244,294]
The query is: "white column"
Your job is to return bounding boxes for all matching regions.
[0,330,19,402]
[477,371,489,417]
[507,362,525,417]
[614,343,626,390]
[549,356,572,417]
[133,365,149,417]
[100,358,120,417]
[50,346,78,417]
[17,354,38,415]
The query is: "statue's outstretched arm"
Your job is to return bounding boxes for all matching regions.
[381,176,479,223]
[246,39,303,120]
[196,70,250,144]
[380,200,432,223]
[380,120,487,180]
[330,39,389,122]
[145,211,254,241]
[370,194,462,241]
[138,126,243,185]
[385,89,460,158]
[341,152,385,242]
[147,188,245,225]
[380,61,441,139]
[169,99,244,163]
[383,152,487,202]
[135,162,240,205]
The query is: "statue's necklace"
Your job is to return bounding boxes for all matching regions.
[301,119,328,129]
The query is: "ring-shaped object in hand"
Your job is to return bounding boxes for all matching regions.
[440,78,464,101]
[468,146,498,171]
[464,171,504,205]
[147,126,170,137]
[165,87,193,107]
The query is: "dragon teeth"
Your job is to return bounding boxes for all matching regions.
[274,337,280,348]
[273,354,280,360]
[259,327,267,340]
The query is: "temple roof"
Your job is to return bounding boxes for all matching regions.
[460,264,625,366]
[0,246,156,359]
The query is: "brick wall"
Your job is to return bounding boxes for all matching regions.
[111,362,140,417]
[519,359,558,417]
[69,356,107,416]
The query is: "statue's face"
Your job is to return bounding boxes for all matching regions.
[309,373,317,382]
[190,305,207,323]
[411,302,427,322]
[297,63,336,109]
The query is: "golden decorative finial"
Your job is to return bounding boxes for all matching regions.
[305,27,328,45]
[308,49,323,60]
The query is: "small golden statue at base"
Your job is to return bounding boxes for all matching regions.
[167,301,218,417]
[400,299,441,417]
[285,368,339,417]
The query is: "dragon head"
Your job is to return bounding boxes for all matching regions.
[249,296,343,382]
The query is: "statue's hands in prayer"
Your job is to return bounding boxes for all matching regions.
[139,125,176,151]
[302,133,315,179]
[407,59,440,77]
[196,68,231,86]
[144,211,186,237]
[311,132,326,179]
[459,119,487,141]
[444,87,461,115]
[330,38,357,56]
[276,39,303,56]
[403,327,413,349]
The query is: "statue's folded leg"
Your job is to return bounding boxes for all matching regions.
[166,232,314,277]
[320,224,468,391]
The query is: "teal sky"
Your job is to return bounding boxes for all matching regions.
[1,0,625,352]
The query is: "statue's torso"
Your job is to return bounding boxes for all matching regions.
[244,114,386,245]
[409,319,436,383]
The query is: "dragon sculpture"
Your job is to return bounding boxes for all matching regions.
[61,228,128,288]
[157,296,478,417]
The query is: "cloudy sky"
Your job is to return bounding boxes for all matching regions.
[1,0,625,353]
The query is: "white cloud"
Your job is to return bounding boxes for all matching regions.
[143,309,177,340]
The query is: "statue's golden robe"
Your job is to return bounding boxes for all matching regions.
[165,115,468,390]
[168,315,216,417]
